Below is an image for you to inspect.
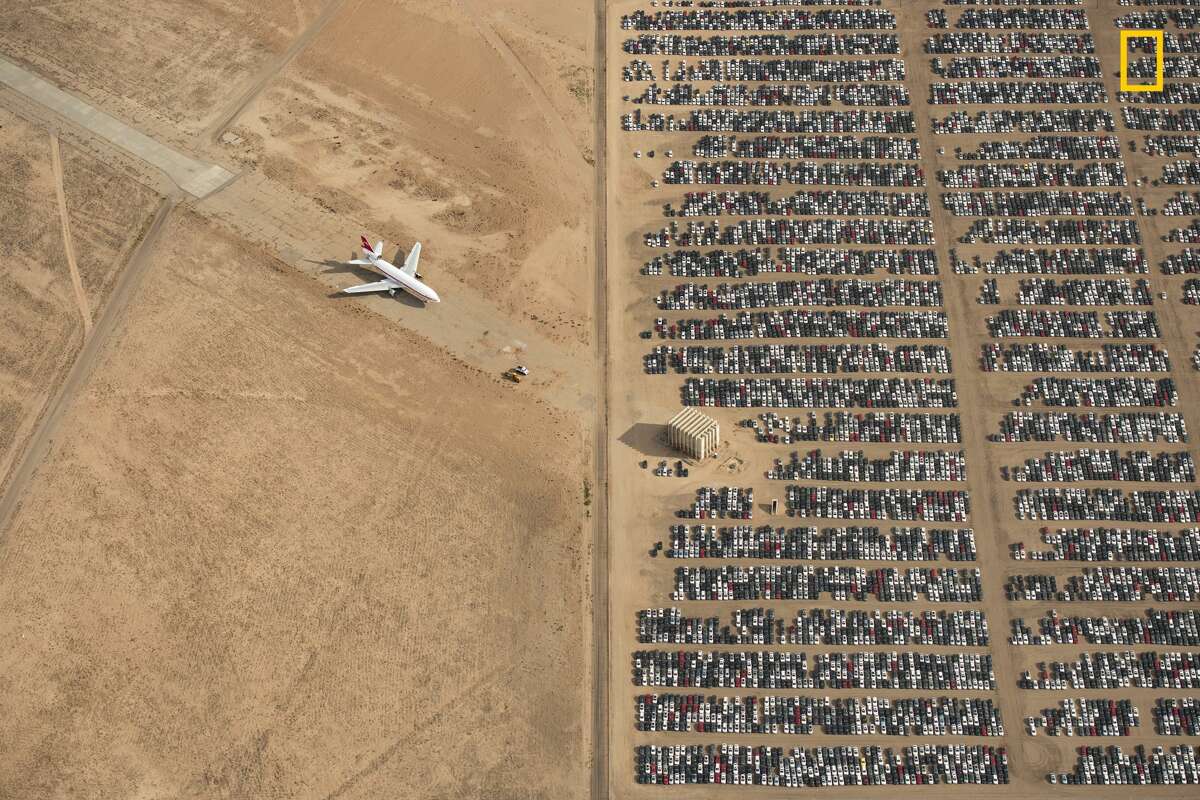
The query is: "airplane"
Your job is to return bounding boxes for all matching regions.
[342,236,441,303]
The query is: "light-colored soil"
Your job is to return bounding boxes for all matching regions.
[0,209,590,799]
[0,106,159,497]
[224,0,595,349]
[0,108,73,473]
[0,0,597,797]
[57,142,161,309]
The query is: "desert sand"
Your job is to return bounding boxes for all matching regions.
[0,1,598,798]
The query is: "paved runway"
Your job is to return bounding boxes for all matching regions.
[0,56,233,198]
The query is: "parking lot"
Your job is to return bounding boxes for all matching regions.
[606,0,1200,794]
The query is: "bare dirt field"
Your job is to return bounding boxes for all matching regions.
[0,0,597,798]
[0,209,590,799]
[0,0,320,143]
[0,106,159,497]
[220,0,596,349]
[0,108,72,474]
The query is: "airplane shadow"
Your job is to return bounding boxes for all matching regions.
[306,257,426,308]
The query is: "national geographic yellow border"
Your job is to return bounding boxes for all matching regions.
[1120,29,1164,92]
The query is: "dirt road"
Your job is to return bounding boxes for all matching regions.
[0,194,175,538]
[49,132,92,336]
[202,0,346,145]
[589,4,610,800]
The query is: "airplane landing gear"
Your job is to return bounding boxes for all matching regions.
[388,288,396,297]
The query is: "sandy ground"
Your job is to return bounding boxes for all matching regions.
[0,106,159,497]
[0,209,590,799]
[604,1,1200,797]
[0,1,322,143]
[219,0,595,350]
[0,0,597,798]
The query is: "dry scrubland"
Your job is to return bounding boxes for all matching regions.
[0,0,596,797]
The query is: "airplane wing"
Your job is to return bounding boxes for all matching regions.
[402,242,422,277]
[342,279,398,294]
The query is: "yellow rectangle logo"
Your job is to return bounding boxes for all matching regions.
[1121,29,1164,92]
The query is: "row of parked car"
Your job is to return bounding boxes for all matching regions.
[982,342,1171,373]
[932,54,1101,79]
[1022,379,1180,410]
[1015,487,1200,523]
[924,31,1094,55]
[785,486,971,522]
[956,134,1120,161]
[621,8,897,32]
[931,108,1114,135]
[768,448,966,482]
[1056,745,1200,785]
[952,7,1088,30]
[1155,699,1200,736]
[959,217,1141,245]
[672,564,982,602]
[633,649,996,690]
[637,693,1003,736]
[986,309,1160,338]
[694,133,919,160]
[668,189,931,219]
[636,744,1009,787]
[1021,526,1200,563]
[1018,650,1200,690]
[656,217,936,247]
[677,486,754,520]
[1027,698,1140,738]
[944,190,1132,218]
[1006,448,1195,483]
[1006,567,1200,603]
[989,411,1188,444]
[930,79,1106,106]
[644,247,939,278]
[1163,248,1200,274]
[1143,134,1200,158]
[632,81,910,108]
[1013,277,1153,306]
[1009,609,1200,647]
[648,343,952,376]
[953,246,1146,275]
[656,277,942,311]
[636,55,901,84]
[662,158,925,187]
[659,309,950,340]
[940,161,1126,189]
[743,411,963,444]
[638,606,988,646]
[623,31,899,57]
[667,523,976,561]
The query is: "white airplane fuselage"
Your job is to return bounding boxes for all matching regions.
[363,252,441,303]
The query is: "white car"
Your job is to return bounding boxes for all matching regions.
[514,365,529,376]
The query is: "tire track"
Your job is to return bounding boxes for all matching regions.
[49,131,92,336]
[203,0,347,145]
[0,195,177,542]
[451,0,588,164]
[589,1,610,799]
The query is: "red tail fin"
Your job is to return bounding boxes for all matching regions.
[360,235,372,252]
